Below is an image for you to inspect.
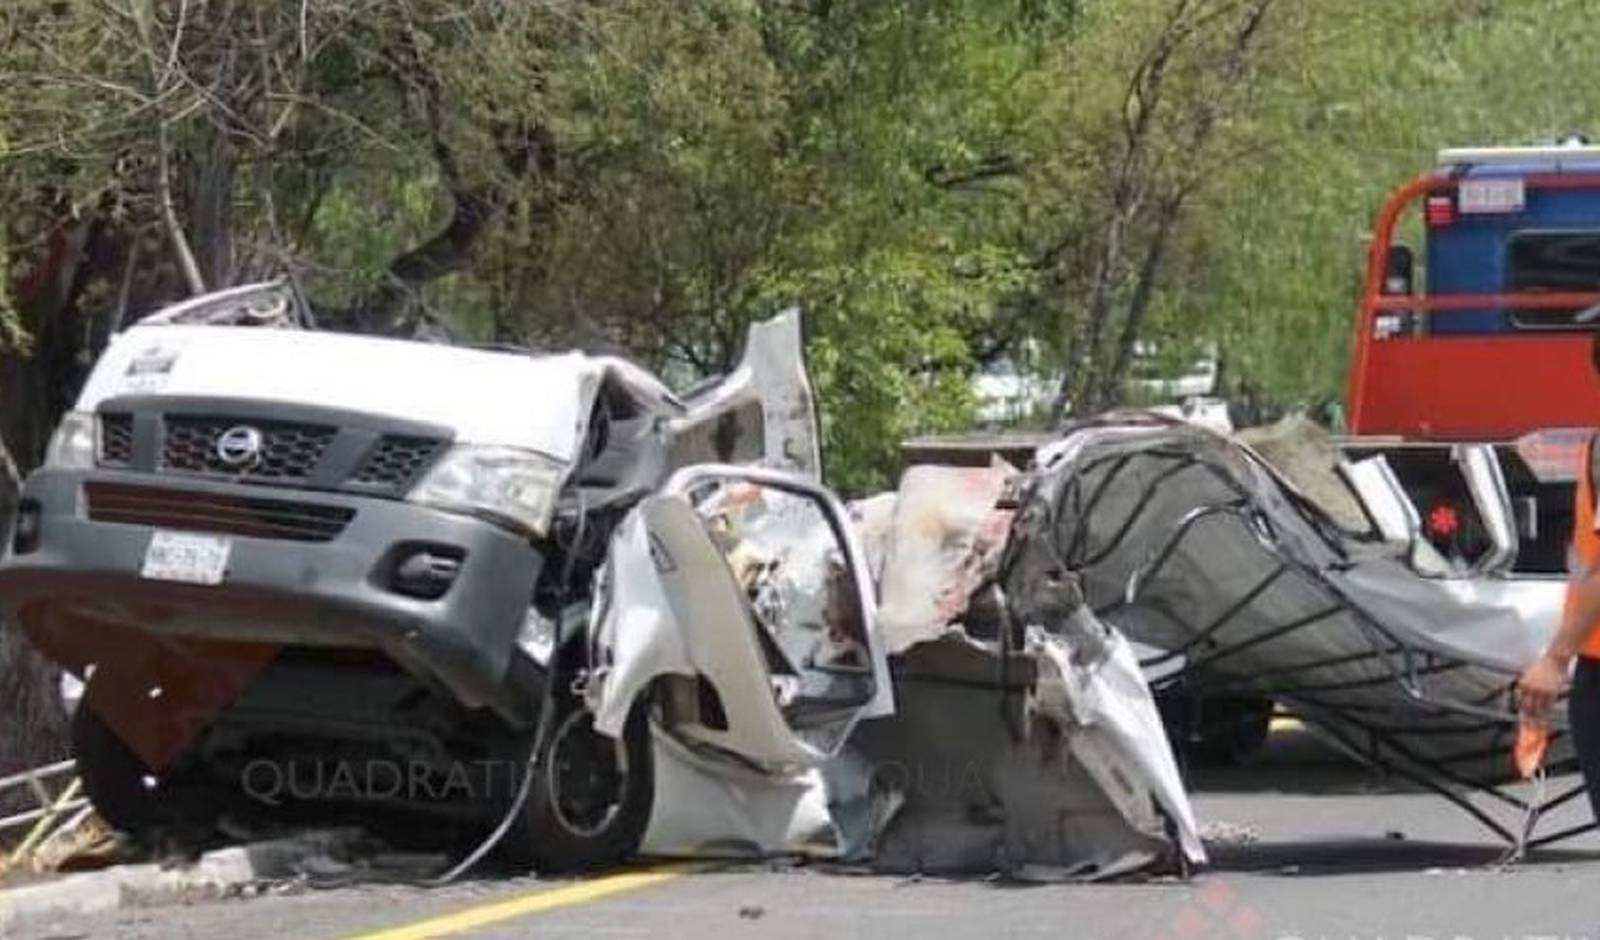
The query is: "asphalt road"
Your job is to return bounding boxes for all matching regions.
[14,725,1600,940]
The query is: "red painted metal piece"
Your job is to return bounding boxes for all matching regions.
[1372,292,1600,312]
[1355,333,1600,440]
[1346,171,1600,439]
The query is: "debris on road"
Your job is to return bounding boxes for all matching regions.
[848,460,1202,875]
[0,829,364,935]
[1197,821,1260,847]
[1015,414,1578,845]
[0,760,108,884]
[601,460,1203,877]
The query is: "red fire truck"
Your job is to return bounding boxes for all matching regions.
[1345,143,1600,574]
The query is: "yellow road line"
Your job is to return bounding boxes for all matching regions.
[339,865,687,940]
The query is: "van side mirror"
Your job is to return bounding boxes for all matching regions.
[1383,244,1415,296]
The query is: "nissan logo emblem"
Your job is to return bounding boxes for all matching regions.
[215,425,265,469]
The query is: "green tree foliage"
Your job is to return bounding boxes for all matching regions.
[7,0,1600,769]
[5,0,1600,491]
[1177,0,1600,412]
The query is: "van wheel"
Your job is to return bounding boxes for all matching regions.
[71,707,160,839]
[514,696,654,873]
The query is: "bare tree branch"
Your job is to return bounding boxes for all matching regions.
[130,0,205,295]
[1050,0,1280,424]
[1099,193,1185,405]
[158,0,190,89]
[152,114,205,295]
[924,155,1023,189]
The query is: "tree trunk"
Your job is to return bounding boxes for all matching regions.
[190,134,236,292]
[1049,204,1129,426]
[1096,194,1185,409]
[0,214,113,792]
[0,436,68,800]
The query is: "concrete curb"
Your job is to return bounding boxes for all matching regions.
[0,830,359,936]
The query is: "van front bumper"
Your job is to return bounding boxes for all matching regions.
[0,468,544,724]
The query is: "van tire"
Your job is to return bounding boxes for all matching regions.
[71,706,161,839]
[510,695,654,874]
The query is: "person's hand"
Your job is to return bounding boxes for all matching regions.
[1518,652,1571,724]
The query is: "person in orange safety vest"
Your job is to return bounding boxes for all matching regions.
[1519,334,1600,816]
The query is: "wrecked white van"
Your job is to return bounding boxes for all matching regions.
[0,281,903,869]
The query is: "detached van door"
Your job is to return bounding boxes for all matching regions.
[588,465,891,770]
[668,310,822,480]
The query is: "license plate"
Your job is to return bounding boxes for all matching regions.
[1458,178,1524,215]
[141,531,232,585]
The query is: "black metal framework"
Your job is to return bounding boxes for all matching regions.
[1020,423,1598,853]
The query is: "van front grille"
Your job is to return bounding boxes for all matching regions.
[352,436,444,491]
[85,482,355,543]
[98,414,134,466]
[88,405,448,498]
[162,416,337,481]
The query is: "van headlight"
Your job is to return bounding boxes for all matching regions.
[44,411,96,469]
[408,445,565,537]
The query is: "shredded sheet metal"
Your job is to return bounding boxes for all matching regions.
[642,624,1204,877]
[875,461,1017,654]
[616,412,1580,873]
[1029,622,1206,865]
[849,632,1192,878]
[639,731,847,859]
[619,455,1205,876]
[1019,419,1564,789]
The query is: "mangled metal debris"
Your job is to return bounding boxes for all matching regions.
[0,759,124,885]
[14,279,1570,882]
[860,461,1202,875]
[595,460,1204,876]
[1010,414,1586,847]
